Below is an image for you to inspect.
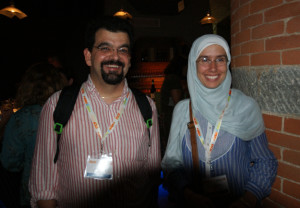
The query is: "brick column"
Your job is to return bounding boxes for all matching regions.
[231,0,300,207]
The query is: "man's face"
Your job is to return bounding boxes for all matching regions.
[196,44,227,89]
[84,29,131,85]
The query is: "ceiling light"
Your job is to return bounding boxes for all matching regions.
[200,12,216,24]
[113,9,132,20]
[0,1,27,19]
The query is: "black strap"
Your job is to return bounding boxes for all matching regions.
[131,88,153,129]
[53,84,81,163]
[53,86,152,163]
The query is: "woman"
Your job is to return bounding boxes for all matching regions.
[161,34,277,208]
[0,63,68,208]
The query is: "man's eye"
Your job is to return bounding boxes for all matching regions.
[118,48,129,54]
[99,47,111,52]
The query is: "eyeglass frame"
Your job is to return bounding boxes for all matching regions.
[196,55,228,67]
[93,42,131,57]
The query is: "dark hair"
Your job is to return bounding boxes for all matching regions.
[164,55,188,75]
[84,16,134,52]
[15,63,68,108]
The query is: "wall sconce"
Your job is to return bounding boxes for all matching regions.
[113,9,132,20]
[0,1,27,19]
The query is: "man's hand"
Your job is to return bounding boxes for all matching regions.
[37,199,57,208]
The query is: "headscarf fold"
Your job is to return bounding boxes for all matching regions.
[187,34,264,140]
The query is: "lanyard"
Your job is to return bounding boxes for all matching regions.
[81,87,130,151]
[192,89,231,176]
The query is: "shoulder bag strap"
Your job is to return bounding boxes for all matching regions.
[187,101,200,182]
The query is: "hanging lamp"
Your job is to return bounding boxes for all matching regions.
[200,12,216,24]
[0,1,27,19]
[113,9,132,20]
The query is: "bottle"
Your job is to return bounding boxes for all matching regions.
[150,79,156,100]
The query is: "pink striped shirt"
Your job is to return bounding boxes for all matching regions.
[29,76,161,207]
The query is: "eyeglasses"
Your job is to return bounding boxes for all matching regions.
[94,45,130,57]
[197,56,227,67]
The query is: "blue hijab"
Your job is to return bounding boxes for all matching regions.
[187,34,264,140]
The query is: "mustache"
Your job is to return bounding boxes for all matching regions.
[101,60,124,67]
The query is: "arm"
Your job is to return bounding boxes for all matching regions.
[0,114,24,172]
[231,132,278,207]
[161,101,190,199]
[29,94,60,207]
[246,132,277,199]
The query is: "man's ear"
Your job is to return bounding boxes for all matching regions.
[83,48,92,66]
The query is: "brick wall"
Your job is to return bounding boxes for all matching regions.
[231,0,300,67]
[231,0,300,207]
[263,114,300,207]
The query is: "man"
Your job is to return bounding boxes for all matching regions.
[29,16,161,208]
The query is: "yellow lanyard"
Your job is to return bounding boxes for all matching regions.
[81,87,130,151]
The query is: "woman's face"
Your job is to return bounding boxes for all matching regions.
[196,44,227,89]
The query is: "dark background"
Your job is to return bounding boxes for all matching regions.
[0,0,105,100]
[0,0,230,100]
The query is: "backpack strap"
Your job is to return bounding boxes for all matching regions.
[53,84,81,163]
[131,88,153,137]
[52,86,152,163]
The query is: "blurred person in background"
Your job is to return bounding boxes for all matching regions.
[160,44,189,156]
[0,62,68,208]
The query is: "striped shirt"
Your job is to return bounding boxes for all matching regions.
[162,110,277,205]
[29,76,161,207]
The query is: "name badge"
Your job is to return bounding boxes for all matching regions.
[84,153,113,180]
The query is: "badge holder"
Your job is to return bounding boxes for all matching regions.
[84,152,113,180]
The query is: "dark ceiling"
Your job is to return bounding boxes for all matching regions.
[128,0,181,15]
[0,0,226,100]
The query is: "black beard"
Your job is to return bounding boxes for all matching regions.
[101,60,125,85]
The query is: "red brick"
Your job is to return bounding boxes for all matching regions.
[231,0,239,13]
[284,117,300,135]
[282,49,300,65]
[283,180,300,199]
[268,189,300,208]
[272,176,282,191]
[231,21,240,35]
[232,3,249,23]
[268,145,281,160]
[265,2,300,22]
[231,45,241,57]
[283,149,300,166]
[262,197,281,208]
[252,21,284,39]
[263,114,282,131]
[266,35,300,50]
[240,0,250,7]
[251,52,280,66]
[277,161,300,183]
[287,16,300,33]
[241,40,264,54]
[241,13,263,30]
[250,0,282,14]
[235,29,251,44]
[234,55,250,67]
[266,130,300,151]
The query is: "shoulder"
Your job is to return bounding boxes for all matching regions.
[174,99,189,113]
[231,89,261,112]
